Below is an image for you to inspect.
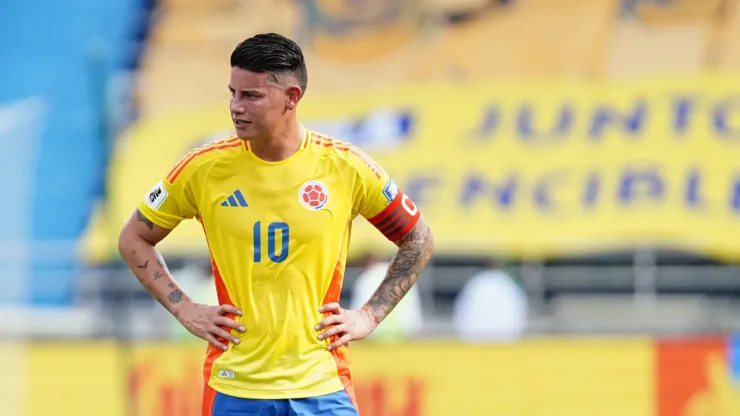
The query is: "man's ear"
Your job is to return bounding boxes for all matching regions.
[286,85,303,110]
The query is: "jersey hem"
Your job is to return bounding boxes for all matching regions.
[207,379,346,400]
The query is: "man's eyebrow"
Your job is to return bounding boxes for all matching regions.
[228,86,266,94]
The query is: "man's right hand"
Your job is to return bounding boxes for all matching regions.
[175,302,246,351]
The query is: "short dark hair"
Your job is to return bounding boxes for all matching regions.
[230,33,308,93]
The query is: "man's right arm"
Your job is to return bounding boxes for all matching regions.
[118,207,244,350]
[118,167,245,350]
[117,208,189,316]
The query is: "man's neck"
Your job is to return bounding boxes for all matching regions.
[249,123,303,162]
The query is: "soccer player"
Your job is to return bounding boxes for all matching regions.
[117,33,434,416]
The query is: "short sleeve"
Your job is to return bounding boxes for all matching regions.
[137,161,199,230]
[351,152,421,242]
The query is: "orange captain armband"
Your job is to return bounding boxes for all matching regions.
[368,188,421,242]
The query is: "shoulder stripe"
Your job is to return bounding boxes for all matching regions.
[311,133,383,179]
[167,138,241,183]
[313,133,381,170]
[166,137,239,179]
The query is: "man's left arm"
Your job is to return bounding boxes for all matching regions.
[316,156,434,349]
[352,163,434,326]
[362,217,434,325]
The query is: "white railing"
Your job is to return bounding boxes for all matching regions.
[2,243,740,340]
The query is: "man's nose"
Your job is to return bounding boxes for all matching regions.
[231,99,245,114]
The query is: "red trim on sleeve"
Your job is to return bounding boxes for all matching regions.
[167,139,241,183]
[368,191,421,241]
[311,133,383,179]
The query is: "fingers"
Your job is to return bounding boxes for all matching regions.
[212,327,240,345]
[327,333,352,351]
[319,303,341,314]
[215,316,246,333]
[318,324,346,341]
[314,314,342,331]
[315,304,350,347]
[218,304,243,317]
[204,334,229,351]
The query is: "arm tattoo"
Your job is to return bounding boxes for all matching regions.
[136,209,154,230]
[167,289,183,304]
[364,219,434,324]
[153,270,163,280]
[136,260,149,269]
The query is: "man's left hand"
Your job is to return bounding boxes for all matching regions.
[315,303,377,351]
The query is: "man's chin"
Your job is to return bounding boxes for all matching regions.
[234,130,255,141]
[234,127,268,142]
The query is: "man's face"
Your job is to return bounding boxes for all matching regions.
[228,67,289,141]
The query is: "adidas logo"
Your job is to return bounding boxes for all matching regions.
[221,189,248,207]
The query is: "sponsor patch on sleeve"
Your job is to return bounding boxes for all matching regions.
[145,180,169,210]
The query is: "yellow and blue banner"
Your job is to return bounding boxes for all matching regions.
[81,75,740,263]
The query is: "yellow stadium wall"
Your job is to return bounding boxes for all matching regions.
[2,337,737,415]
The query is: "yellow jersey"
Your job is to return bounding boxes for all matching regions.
[137,128,421,407]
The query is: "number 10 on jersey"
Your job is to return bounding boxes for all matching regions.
[253,221,289,263]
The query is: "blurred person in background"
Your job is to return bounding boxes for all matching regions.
[453,258,528,342]
[117,33,434,416]
[349,252,423,342]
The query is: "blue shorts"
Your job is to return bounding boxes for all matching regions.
[209,389,359,416]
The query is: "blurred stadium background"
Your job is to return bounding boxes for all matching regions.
[3,0,740,414]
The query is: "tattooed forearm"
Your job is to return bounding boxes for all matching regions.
[136,209,154,230]
[120,208,189,317]
[363,218,434,324]
[168,289,184,304]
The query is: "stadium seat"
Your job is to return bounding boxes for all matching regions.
[136,47,224,114]
[632,0,724,23]
[603,21,710,78]
[713,0,740,71]
[420,0,620,80]
[600,0,739,78]
[151,2,298,46]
